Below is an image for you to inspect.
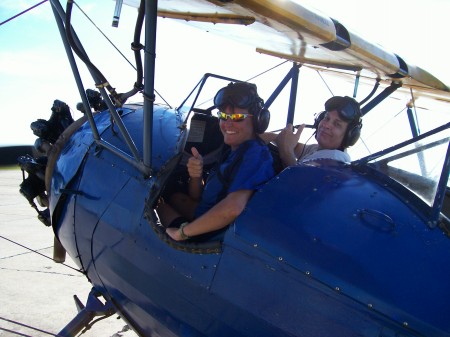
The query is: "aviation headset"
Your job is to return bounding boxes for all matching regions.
[313,96,363,149]
[214,82,270,134]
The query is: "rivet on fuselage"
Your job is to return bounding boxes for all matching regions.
[367,303,373,309]
[278,257,283,261]
[402,322,408,327]
[335,287,341,292]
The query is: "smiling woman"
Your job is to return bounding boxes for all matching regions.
[157,81,275,241]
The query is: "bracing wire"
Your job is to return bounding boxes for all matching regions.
[0,235,82,273]
[245,60,289,82]
[0,317,60,337]
[0,0,48,26]
[72,1,170,106]
[195,60,290,108]
[73,1,136,70]
[315,69,334,96]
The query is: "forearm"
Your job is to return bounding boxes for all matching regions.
[184,204,236,237]
[167,190,253,240]
[188,177,203,201]
[259,132,277,144]
[280,143,305,167]
[279,149,297,167]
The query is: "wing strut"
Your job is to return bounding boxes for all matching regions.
[432,141,450,227]
[50,0,152,176]
[112,0,123,27]
[143,0,158,169]
[406,103,427,176]
[361,82,402,116]
[49,0,100,141]
[264,63,301,126]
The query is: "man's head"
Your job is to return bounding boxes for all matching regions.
[214,82,270,134]
[314,96,362,150]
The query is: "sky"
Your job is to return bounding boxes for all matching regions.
[1,0,449,154]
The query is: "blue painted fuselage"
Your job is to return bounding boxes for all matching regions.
[49,106,450,337]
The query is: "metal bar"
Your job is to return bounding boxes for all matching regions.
[49,0,100,140]
[431,141,450,227]
[353,73,360,98]
[97,87,143,163]
[52,0,146,173]
[177,75,209,112]
[263,63,301,126]
[95,139,150,174]
[264,67,294,109]
[143,0,158,168]
[360,82,402,116]
[112,0,123,27]
[407,105,427,176]
[182,73,240,113]
[406,106,419,138]
[286,64,300,125]
[353,122,450,166]
[58,289,115,337]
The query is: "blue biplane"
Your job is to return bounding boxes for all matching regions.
[16,1,450,336]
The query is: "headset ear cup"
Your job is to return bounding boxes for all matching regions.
[252,98,270,134]
[314,111,326,129]
[254,108,270,134]
[344,121,362,147]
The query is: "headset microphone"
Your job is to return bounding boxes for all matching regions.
[294,124,314,129]
[271,124,314,133]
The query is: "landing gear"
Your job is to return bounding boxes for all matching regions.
[58,288,116,337]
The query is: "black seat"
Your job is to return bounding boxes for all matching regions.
[181,112,224,166]
[162,112,224,198]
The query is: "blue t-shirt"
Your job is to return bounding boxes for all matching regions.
[194,139,275,218]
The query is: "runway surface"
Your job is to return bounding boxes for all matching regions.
[0,168,138,337]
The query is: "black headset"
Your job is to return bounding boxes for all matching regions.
[313,96,362,149]
[251,96,270,134]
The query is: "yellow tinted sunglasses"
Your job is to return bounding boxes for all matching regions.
[217,111,253,122]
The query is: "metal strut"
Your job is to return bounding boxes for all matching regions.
[263,63,301,126]
[143,0,158,168]
[58,288,116,337]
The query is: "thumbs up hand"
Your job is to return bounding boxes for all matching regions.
[187,147,203,178]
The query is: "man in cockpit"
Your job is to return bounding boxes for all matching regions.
[261,96,362,167]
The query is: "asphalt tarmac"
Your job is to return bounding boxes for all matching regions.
[0,168,139,337]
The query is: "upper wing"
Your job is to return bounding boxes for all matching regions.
[124,0,449,97]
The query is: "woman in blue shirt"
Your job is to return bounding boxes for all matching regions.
[157,82,275,241]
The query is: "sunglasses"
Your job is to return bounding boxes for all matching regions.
[217,111,253,122]
[213,85,255,109]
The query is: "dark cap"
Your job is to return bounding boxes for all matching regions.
[324,96,361,123]
[213,82,259,109]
